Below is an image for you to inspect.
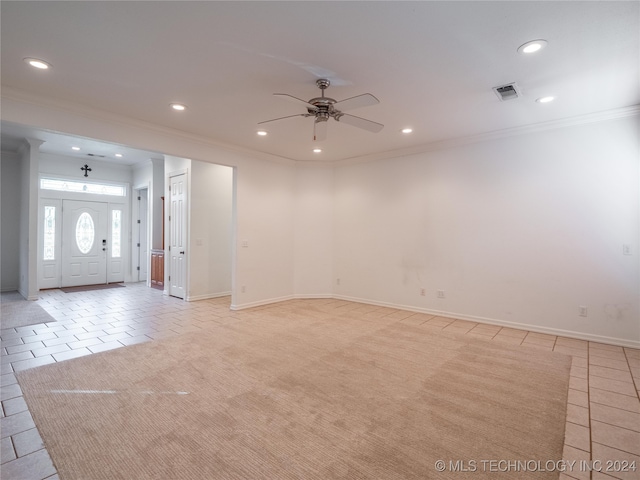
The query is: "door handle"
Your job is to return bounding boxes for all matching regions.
[180,251,185,254]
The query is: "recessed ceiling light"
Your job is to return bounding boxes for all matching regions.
[401,128,413,134]
[313,148,322,153]
[536,96,555,104]
[170,103,187,111]
[24,57,51,69]
[115,153,123,158]
[257,130,268,136]
[517,39,548,54]
[71,146,80,151]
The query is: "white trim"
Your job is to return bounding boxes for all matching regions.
[4,86,638,165]
[230,294,295,311]
[333,294,640,349]
[132,183,151,286]
[293,293,334,299]
[187,291,231,302]
[341,105,640,165]
[231,292,639,349]
[166,169,189,300]
[2,87,295,167]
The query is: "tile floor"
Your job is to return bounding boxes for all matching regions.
[1,283,639,480]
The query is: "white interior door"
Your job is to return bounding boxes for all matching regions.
[135,189,149,282]
[140,192,149,281]
[169,174,187,298]
[61,200,108,287]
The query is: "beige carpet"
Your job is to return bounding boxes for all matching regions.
[17,306,571,479]
[1,292,56,329]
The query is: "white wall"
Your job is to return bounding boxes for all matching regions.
[334,116,640,346]
[232,156,296,307]
[3,93,637,346]
[189,161,233,300]
[132,160,152,191]
[40,152,133,184]
[293,164,334,297]
[19,139,40,299]
[151,158,165,250]
[1,151,21,291]
[133,158,165,251]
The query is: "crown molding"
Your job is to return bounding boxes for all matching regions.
[340,104,640,166]
[1,87,297,167]
[3,87,638,167]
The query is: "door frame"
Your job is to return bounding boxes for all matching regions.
[37,176,130,290]
[165,168,189,299]
[132,184,150,285]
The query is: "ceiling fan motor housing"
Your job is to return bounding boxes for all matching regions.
[259,77,383,139]
[308,97,336,117]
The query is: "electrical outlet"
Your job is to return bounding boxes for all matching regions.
[579,306,588,317]
[623,244,632,256]
[437,290,446,299]
[336,278,341,286]
[420,288,426,296]
[241,285,246,293]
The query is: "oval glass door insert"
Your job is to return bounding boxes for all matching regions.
[75,212,95,254]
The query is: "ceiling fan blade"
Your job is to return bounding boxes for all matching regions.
[313,120,328,142]
[337,114,384,133]
[273,93,317,110]
[333,93,379,112]
[258,113,308,125]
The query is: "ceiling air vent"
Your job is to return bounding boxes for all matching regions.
[87,153,105,158]
[493,82,521,101]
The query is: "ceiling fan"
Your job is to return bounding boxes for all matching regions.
[259,79,383,141]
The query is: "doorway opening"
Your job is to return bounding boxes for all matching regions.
[38,177,128,290]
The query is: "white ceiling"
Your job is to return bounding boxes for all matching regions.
[1,1,638,164]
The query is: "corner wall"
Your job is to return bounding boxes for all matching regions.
[189,160,233,300]
[333,115,640,346]
[293,164,334,297]
[1,151,21,291]
[19,139,41,300]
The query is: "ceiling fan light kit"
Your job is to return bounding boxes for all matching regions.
[259,79,383,141]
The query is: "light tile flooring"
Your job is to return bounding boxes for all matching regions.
[1,283,639,480]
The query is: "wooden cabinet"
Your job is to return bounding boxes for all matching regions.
[150,249,164,289]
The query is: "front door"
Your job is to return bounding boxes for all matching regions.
[61,200,108,287]
[169,174,187,299]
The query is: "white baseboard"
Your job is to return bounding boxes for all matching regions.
[230,292,639,349]
[231,294,295,311]
[230,293,337,310]
[18,287,38,301]
[333,294,640,349]
[293,293,334,299]
[187,291,232,302]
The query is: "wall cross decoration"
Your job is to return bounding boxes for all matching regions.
[80,164,92,177]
